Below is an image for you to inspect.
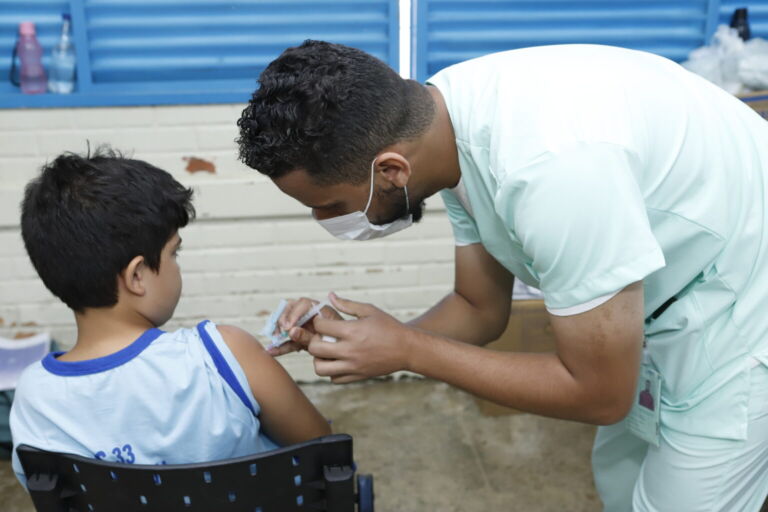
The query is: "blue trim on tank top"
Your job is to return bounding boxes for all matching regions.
[41,328,165,376]
[196,320,257,416]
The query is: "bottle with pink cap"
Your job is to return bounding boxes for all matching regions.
[16,21,47,94]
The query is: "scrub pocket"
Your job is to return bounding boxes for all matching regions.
[632,361,768,512]
[643,268,749,440]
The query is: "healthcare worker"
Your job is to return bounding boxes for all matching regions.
[237,40,768,511]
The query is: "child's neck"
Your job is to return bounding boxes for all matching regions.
[58,308,158,362]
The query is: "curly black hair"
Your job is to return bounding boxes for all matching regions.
[21,146,195,312]
[237,40,435,185]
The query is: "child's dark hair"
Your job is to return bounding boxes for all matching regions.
[21,147,195,312]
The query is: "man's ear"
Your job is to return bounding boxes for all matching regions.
[375,152,412,188]
[120,255,147,297]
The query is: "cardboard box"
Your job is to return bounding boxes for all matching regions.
[738,90,768,120]
[475,299,557,417]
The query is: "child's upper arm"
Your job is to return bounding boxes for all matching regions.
[217,325,331,446]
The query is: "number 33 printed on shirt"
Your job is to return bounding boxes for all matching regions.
[94,444,135,464]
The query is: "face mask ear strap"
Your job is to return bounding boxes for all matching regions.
[404,185,410,215]
[362,158,377,214]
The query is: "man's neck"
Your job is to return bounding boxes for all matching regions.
[381,85,460,202]
[418,85,462,193]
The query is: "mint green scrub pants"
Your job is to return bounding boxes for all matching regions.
[592,362,768,511]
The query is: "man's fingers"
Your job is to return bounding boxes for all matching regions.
[307,336,345,359]
[312,316,352,339]
[328,292,376,318]
[276,299,296,332]
[267,341,301,357]
[288,326,314,348]
[279,297,317,331]
[319,304,341,320]
[313,357,355,377]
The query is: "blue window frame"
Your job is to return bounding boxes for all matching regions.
[0,0,399,108]
[411,0,768,83]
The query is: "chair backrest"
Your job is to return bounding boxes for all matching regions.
[18,434,358,512]
[0,333,51,392]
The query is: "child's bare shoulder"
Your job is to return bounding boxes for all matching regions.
[215,325,269,363]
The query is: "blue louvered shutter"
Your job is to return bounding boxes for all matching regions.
[718,1,768,39]
[412,0,719,82]
[0,0,71,95]
[81,0,399,97]
[1,0,399,107]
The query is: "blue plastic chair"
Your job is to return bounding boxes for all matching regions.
[17,434,374,512]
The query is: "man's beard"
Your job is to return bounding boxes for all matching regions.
[374,186,425,224]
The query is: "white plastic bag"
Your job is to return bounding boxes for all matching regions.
[682,25,745,94]
[739,38,768,89]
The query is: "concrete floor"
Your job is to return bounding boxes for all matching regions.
[1,379,601,511]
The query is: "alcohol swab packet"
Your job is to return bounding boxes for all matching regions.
[260,299,289,346]
[262,299,338,350]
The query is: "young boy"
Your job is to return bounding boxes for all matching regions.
[10,148,331,487]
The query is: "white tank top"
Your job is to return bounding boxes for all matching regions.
[11,321,277,486]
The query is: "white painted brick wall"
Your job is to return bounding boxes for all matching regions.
[0,104,456,381]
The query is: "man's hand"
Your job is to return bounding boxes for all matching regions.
[288,284,644,426]
[294,293,414,383]
[267,297,342,356]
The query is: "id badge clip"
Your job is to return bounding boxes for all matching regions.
[626,362,662,447]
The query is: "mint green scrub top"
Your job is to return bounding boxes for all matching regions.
[429,45,768,440]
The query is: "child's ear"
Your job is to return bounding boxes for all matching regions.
[120,255,147,297]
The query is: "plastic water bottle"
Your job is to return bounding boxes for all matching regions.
[17,21,46,94]
[48,14,76,94]
[730,8,751,41]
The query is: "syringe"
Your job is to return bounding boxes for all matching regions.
[269,301,337,349]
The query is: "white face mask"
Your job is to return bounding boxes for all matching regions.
[316,158,413,241]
